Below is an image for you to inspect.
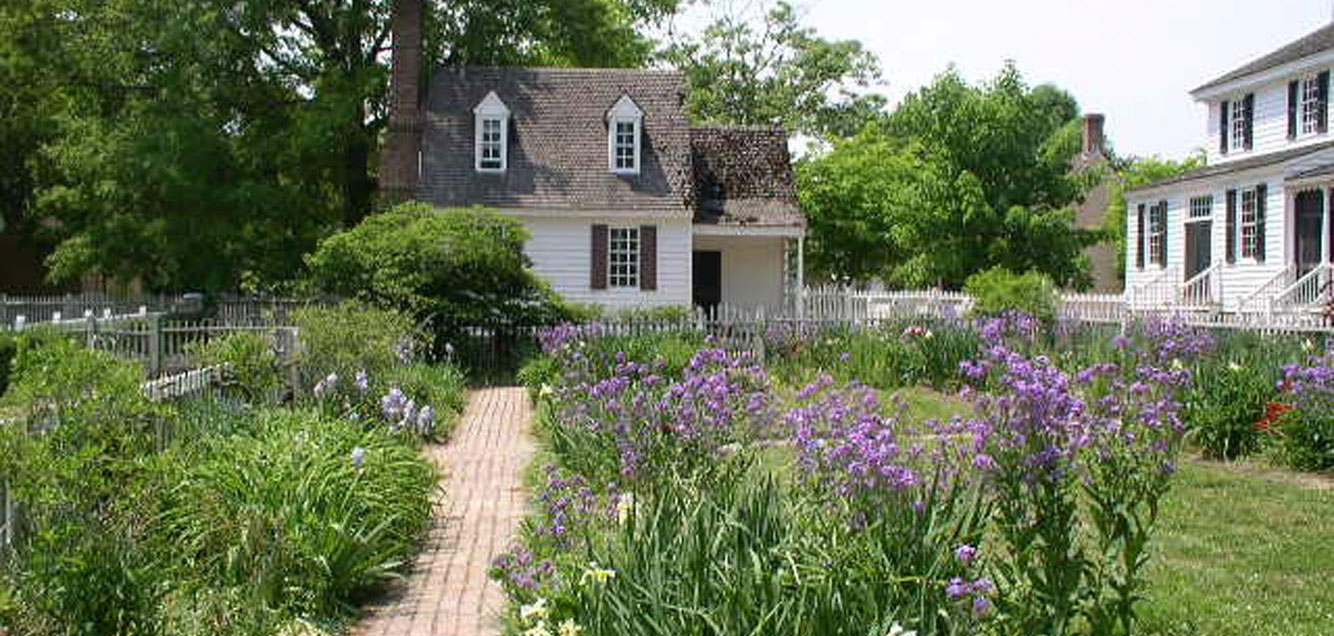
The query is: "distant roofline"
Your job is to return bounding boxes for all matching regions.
[1192,23,1334,97]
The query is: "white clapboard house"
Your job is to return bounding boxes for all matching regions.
[1127,23,1334,316]
[377,3,805,313]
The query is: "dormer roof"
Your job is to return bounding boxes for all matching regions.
[1194,23,1334,96]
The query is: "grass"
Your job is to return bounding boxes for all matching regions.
[1140,461,1334,636]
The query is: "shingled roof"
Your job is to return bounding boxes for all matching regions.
[689,125,804,228]
[1128,139,1334,192]
[1194,23,1334,94]
[417,67,694,215]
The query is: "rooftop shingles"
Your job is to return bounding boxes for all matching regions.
[1128,140,1334,192]
[1194,23,1334,94]
[689,125,804,227]
[418,67,694,215]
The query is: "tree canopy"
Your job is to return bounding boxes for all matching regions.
[797,63,1099,289]
[659,0,884,138]
[1102,153,1206,281]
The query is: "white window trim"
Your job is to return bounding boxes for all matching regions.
[1230,99,1247,152]
[473,91,510,173]
[1301,73,1323,137]
[606,94,643,175]
[1149,202,1168,267]
[1188,195,1213,221]
[607,226,641,289]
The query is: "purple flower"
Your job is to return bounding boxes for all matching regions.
[954,544,979,565]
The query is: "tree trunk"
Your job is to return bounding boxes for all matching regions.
[342,120,375,228]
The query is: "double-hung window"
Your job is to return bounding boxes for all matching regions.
[479,118,504,170]
[1149,202,1168,267]
[614,120,637,172]
[1239,188,1259,259]
[608,227,640,288]
[1302,74,1324,135]
[606,94,643,175]
[1231,100,1247,152]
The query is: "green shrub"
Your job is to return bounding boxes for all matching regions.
[305,203,570,324]
[156,409,436,618]
[0,332,14,397]
[187,331,283,403]
[294,303,420,386]
[1270,407,1334,471]
[1185,360,1277,460]
[964,266,1059,322]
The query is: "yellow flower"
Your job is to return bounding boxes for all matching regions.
[557,619,583,636]
[539,383,555,398]
[580,563,617,586]
[520,598,550,623]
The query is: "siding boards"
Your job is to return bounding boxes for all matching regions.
[1209,72,1334,165]
[521,216,691,309]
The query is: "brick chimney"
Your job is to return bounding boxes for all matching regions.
[1082,113,1106,158]
[378,0,425,207]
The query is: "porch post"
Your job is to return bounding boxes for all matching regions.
[796,235,806,320]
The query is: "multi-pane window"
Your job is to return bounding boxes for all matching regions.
[1302,75,1323,135]
[608,227,640,288]
[1231,100,1247,151]
[1190,195,1213,219]
[1149,202,1168,267]
[479,118,504,170]
[1240,188,1259,259]
[614,120,637,172]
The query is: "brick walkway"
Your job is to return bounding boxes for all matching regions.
[354,387,535,636]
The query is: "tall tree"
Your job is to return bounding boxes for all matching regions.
[659,0,884,138]
[798,63,1098,289]
[6,0,681,290]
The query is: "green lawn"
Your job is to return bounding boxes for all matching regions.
[1140,461,1334,636]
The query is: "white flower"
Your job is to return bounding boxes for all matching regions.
[886,623,917,636]
[1303,338,1315,352]
[520,598,550,623]
[615,494,634,525]
[579,563,616,586]
[1171,358,1184,370]
[351,447,367,470]
[522,621,552,636]
[557,619,583,636]
[539,384,555,399]
[1228,361,1243,372]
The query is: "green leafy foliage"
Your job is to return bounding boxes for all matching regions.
[659,0,884,138]
[187,332,284,404]
[293,302,421,384]
[305,204,569,324]
[964,267,1060,322]
[798,64,1097,288]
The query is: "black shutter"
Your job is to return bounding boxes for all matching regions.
[1136,203,1146,270]
[1220,100,1230,155]
[639,225,657,291]
[1158,200,1169,268]
[1289,80,1301,139]
[1225,189,1237,264]
[591,224,608,289]
[1243,93,1255,150]
[1329,189,1334,263]
[1255,183,1267,263]
[1319,71,1330,133]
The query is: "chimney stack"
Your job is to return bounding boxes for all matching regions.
[378,0,425,207]
[1082,113,1106,158]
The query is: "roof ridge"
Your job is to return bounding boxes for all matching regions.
[1193,22,1334,94]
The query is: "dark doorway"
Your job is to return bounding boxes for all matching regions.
[1185,220,1213,280]
[692,251,722,311]
[1295,190,1325,277]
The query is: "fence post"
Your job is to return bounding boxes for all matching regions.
[147,314,163,377]
[14,315,25,332]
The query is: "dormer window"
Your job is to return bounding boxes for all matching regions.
[474,91,510,172]
[606,94,643,175]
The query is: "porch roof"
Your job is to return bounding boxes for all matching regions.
[1128,140,1334,194]
[1288,162,1334,182]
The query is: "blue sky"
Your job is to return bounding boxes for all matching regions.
[674,0,1332,160]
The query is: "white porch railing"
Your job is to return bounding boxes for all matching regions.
[1236,264,1295,315]
[1274,263,1333,310]
[1179,263,1222,308]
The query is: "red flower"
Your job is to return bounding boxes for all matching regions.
[1255,402,1293,434]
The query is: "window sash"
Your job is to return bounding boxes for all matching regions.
[614,120,637,171]
[1149,203,1167,266]
[1239,189,1258,258]
[608,227,640,288]
[479,118,504,169]
[1302,75,1324,135]
[1231,100,1247,151]
[1189,196,1213,220]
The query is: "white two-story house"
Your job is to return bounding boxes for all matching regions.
[1127,23,1334,316]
